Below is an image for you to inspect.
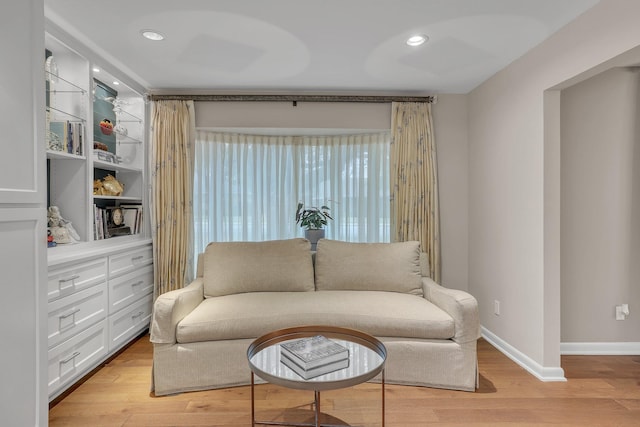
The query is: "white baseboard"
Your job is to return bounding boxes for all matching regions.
[481,326,566,382]
[561,342,640,355]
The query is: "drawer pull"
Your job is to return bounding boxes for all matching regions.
[58,275,80,290]
[60,351,81,364]
[131,255,144,262]
[59,275,80,283]
[131,280,144,287]
[132,311,144,319]
[59,308,80,320]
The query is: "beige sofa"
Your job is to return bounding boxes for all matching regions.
[150,238,480,396]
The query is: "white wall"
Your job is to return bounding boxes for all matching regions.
[468,0,640,376]
[561,67,640,343]
[195,101,391,130]
[433,95,469,291]
[195,99,469,290]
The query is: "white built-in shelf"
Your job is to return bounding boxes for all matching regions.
[93,195,142,202]
[47,150,86,160]
[115,132,142,145]
[116,108,143,124]
[46,71,86,95]
[93,159,141,172]
[47,106,85,123]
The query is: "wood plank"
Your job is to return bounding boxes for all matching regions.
[49,335,640,426]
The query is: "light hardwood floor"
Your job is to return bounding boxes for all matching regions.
[49,336,640,426]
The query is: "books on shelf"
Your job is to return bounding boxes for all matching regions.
[93,204,105,240]
[281,352,349,379]
[49,120,83,155]
[120,204,143,234]
[93,204,143,239]
[280,335,349,374]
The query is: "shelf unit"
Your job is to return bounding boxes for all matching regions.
[45,33,90,241]
[46,71,87,131]
[91,72,146,240]
[45,31,148,245]
[93,159,144,203]
[44,24,153,403]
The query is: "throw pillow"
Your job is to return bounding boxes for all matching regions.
[314,239,423,295]
[203,238,315,297]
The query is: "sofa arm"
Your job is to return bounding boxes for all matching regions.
[423,277,480,344]
[150,279,204,344]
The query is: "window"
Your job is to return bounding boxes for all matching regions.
[193,130,390,254]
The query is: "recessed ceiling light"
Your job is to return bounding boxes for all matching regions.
[113,81,120,85]
[406,34,428,47]
[141,30,165,41]
[92,67,100,73]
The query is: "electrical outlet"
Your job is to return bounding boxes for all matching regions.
[494,300,500,316]
[615,305,628,321]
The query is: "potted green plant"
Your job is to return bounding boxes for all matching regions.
[295,202,333,250]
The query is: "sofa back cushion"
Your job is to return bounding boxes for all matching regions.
[420,252,430,278]
[203,238,315,297]
[314,239,423,295]
[195,253,204,278]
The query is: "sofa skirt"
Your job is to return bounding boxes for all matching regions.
[152,337,478,396]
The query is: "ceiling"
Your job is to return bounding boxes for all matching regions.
[44,0,599,95]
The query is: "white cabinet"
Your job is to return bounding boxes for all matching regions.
[109,293,153,351]
[106,246,154,352]
[43,16,152,403]
[47,282,108,349]
[109,265,154,314]
[109,245,153,277]
[48,320,109,397]
[47,241,153,400]
[47,257,107,301]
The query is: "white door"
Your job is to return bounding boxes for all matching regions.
[0,1,48,426]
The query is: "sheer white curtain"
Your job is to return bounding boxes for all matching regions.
[193,130,390,255]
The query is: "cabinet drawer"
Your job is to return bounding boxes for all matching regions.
[48,320,108,398]
[48,258,107,302]
[108,265,153,314]
[109,293,152,352]
[108,246,152,278]
[48,282,108,349]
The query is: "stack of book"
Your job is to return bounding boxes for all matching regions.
[280,335,349,379]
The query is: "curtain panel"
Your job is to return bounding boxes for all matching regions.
[193,130,390,256]
[150,100,195,297]
[390,102,441,282]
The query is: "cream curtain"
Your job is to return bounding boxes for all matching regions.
[390,102,441,282]
[193,130,390,255]
[150,100,195,297]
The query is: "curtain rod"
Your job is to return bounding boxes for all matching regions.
[148,94,436,104]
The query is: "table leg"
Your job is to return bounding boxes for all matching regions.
[314,390,321,427]
[251,372,255,427]
[382,369,385,427]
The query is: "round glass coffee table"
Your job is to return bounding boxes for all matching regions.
[247,325,387,427]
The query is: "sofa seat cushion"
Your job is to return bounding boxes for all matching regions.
[176,291,454,344]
